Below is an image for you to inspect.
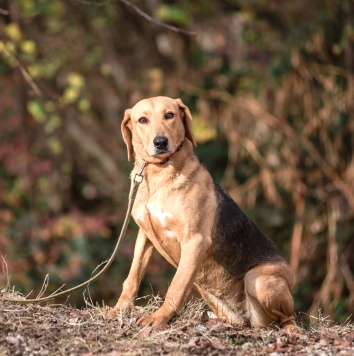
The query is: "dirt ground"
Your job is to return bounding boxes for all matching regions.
[1,295,353,355]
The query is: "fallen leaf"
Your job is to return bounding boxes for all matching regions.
[196,324,208,333]
[222,322,234,328]
[6,336,19,345]
[334,339,351,347]
[345,333,354,341]
[137,328,152,338]
[321,328,338,340]
[211,337,226,350]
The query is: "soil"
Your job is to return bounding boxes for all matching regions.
[1,295,353,355]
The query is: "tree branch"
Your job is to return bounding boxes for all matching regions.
[0,8,9,15]
[74,0,197,36]
[0,34,42,96]
[118,0,197,36]
[74,0,111,6]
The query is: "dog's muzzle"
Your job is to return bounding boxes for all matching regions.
[153,136,169,152]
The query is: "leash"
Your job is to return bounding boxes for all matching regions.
[0,161,148,303]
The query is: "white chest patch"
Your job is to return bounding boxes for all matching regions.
[146,202,173,228]
[135,210,146,223]
[134,204,147,222]
[165,229,175,239]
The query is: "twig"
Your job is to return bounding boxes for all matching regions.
[0,8,9,15]
[37,274,50,299]
[309,200,342,316]
[18,63,42,96]
[340,249,354,298]
[289,191,305,277]
[0,34,42,96]
[74,0,111,6]
[83,290,96,308]
[237,96,354,211]
[242,138,264,165]
[180,82,354,211]
[1,256,9,278]
[75,0,197,36]
[49,283,67,297]
[1,256,11,292]
[118,0,197,36]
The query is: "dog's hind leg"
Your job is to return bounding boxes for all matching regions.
[109,229,154,316]
[194,284,246,325]
[244,263,296,331]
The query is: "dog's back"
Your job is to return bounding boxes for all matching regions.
[212,183,284,280]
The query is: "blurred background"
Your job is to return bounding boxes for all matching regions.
[0,0,353,322]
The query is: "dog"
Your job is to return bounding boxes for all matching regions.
[109,96,296,331]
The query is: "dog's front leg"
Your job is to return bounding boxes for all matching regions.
[137,234,209,328]
[109,229,154,317]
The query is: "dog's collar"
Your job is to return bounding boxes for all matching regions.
[145,141,183,166]
[159,142,183,164]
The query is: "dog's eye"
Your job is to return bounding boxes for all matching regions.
[165,112,174,120]
[138,117,148,124]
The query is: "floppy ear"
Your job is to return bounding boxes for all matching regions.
[121,108,134,161]
[175,98,197,147]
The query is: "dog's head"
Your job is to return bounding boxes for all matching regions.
[121,96,196,162]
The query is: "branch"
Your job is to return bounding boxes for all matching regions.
[64,118,123,181]
[179,83,354,212]
[340,250,354,298]
[0,34,42,96]
[74,0,197,36]
[0,8,10,15]
[289,191,305,278]
[119,0,197,36]
[74,0,111,6]
[236,97,354,212]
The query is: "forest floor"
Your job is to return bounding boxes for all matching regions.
[0,294,353,355]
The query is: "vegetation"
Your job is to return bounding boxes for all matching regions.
[0,0,353,328]
[1,296,354,355]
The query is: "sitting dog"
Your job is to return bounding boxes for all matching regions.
[109,96,296,330]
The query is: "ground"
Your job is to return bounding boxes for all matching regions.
[0,295,353,355]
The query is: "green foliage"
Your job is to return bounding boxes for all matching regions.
[27,100,46,123]
[158,5,191,26]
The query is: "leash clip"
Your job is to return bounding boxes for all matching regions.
[134,174,143,184]
[129,161,148,200]
[134,161,148,183]
[129,161,148,199]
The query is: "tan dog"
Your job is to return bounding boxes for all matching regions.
[110,96,296,330]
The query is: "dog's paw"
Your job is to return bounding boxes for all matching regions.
[137,311,170,328]
[108,300,134,318]
[107,308,118,318]
[282,323,301,335]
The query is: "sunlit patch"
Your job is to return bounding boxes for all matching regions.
[135,207,147,223]
[146,202,172,227]
[135,212,145,222]
[165,229,175,239]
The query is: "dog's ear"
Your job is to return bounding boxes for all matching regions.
[121,108,134,161]
[175,98,197,148]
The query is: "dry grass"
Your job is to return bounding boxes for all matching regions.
[1,291,354,355]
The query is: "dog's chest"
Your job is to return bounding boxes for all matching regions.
[133,199,177,241]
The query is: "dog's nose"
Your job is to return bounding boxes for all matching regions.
[153,136,168,150]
